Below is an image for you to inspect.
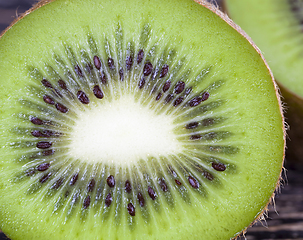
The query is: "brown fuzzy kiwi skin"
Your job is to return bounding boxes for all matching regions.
[279,84,303,169]
[0,0,54,37]
[0,0,285,239]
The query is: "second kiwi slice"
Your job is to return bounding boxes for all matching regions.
[0,0,285,239]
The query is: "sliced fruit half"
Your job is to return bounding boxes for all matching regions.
[0,0,285,239]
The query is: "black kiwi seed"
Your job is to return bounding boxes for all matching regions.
[212,162,226,171]
[87,179,96,192]
[93,85,104,99]
[127,203,135,216]
[175,179,182,185]
[94,56,102,70]
[168,166,177,177]
[188,96,203,107]
[138,77,146,89]
[186,122,199,129]
[137,49,144,64]
[125,180,132,193]
[156,92,162,101]
[292,6,299,13]
[43,95,55,105]
[126,55,133,70]
[137,192,145,207]
[58,79,68,90]
[188,176,199,189]
[31,117,43,125]
[41,79,53,88]
[148,186,157,200]
[83,195,91,209]
[55,103,69,113]
[159,64,169,78]
[162,80,171,92]
[41,130,54,137]
[100,71,108,84]
[107,175,115,188]
[190,134,202,140]
[159,178,168,192]
[75,65,83,77]
[164,94,174,103]
[36,141,52,149]
[202,91,210,101]
[70,173,79,186]
[37,163,50,171]
[203,171,214,181]
[173,96,184,107]
[108,58,115,70]
[188,92,209,107]
[105,192,113,207]
[52,178,63,189]
[174,81,185,94]
[39,172,52,183]
[85,63,93,73]
[143,62,153,76]
[31,130,44,137]
[43,150,54,156]
[77,91,90,104]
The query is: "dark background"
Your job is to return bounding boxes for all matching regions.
[0,0,302,240]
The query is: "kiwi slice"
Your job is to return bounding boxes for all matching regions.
[0,0,284,239]
[223,0,303,166]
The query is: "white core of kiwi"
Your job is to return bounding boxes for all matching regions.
[69,94,183,165]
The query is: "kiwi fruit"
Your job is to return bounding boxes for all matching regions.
[223,0,303,167]
[0,0,285,239]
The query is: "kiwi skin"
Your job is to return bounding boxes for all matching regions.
[0,0,285,239]
[0,1,51,37]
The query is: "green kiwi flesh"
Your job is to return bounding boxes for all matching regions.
[0,0,284,239]
[224,0,303,165]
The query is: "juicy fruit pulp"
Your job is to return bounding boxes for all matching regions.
[0,0,284,239]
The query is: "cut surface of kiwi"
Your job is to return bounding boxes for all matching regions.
[223,0,303,164]
[0,0,284,239]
